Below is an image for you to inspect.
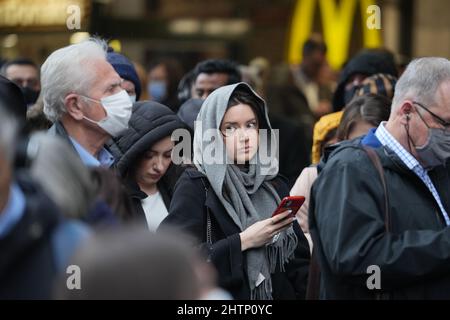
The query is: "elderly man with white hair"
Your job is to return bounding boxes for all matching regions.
[42,38,132,167]
[309,57,450,299]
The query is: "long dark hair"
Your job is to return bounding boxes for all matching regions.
[336,94,391,141]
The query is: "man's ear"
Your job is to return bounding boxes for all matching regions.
[64,93,85,121]
[398,100,414,125]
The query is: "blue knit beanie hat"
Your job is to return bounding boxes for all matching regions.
[106,48,141,100]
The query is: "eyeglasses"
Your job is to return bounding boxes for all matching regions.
[412,101,450,134]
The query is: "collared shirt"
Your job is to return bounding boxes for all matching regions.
[0,183,26,239]
[375,122,450,225]
[69,137,114,168]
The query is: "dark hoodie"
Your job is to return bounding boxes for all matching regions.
[109,101,187,220]
[332,50,398,111]
[177,98,204,132]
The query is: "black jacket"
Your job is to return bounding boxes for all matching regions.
[309,137,450,299]
[0,174,62,299]
[160,167,310,300]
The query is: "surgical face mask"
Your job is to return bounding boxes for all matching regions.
[147,81,166,102]
[129,94,137,104]
[415,128,450,169]
[82,90,132,137]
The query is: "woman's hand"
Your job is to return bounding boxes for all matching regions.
[239,210,294,251]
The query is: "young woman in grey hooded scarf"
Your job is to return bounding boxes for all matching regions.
[160,82,310,300]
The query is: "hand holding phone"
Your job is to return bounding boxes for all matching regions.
[272,196,306,218]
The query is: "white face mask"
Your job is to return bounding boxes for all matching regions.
[82,90,132,137]
[129,95,137,104]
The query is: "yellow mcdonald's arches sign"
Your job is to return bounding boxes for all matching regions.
[288,0,382,69]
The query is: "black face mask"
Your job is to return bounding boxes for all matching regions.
[20,86,40,107]
[343,85,358,106]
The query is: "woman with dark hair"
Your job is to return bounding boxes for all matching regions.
[110,101,186,231]
[161,82,310,300]
[336,94,391,141]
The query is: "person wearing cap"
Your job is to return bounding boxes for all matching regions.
[106,48,141,103]
[109,101,186,230]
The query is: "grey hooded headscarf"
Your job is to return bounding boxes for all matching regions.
[193,82,297,300]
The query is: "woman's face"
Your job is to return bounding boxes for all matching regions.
[135,136,174,187]
[220,103,259,164]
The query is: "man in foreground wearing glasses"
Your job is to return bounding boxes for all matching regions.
[309,57,450,299]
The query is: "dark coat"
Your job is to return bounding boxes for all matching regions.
[310,134,450,299]
[0,173,88,299]
[160,167,310,300]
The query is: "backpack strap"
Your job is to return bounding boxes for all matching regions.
[362,146,390,232]
[306,146,390,300]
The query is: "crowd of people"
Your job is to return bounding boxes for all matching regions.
[1,35,450,300]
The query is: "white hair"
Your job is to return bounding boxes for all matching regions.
[41,38,108,123]
[0,107,18,163]
[392,57,450,113]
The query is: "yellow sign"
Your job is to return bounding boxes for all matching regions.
[0,0,89,29]
[288,0,382,69]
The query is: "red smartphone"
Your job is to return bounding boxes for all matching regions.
[272,196,305,218]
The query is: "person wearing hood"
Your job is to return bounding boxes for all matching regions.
[332,49,398,112]
[110,101,186,230]
[310,49,398,164]
[177,98,204,132]
[106,48,141,103]
[160,82,310,300]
